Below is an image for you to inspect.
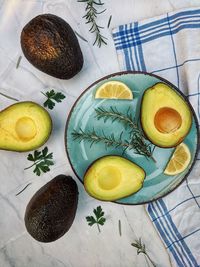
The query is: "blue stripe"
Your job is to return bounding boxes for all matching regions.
[115,24,200,50]
[118,25,131,70]
[186,178,200,208]
[133,22,146,71]
[126,24,135,70]
[167,13,179,88]
[134,9,200,32]
[159,199,199,266]
[157,200,194,266]
[152,194,200,222]
[129,24,140,71]
[114,19,200,45]
[151,58,200,74]
[188,92,200,97]
[135,14,200,36]
[148,203,184,266]
[169,228,200,246]
[112,9,200,38]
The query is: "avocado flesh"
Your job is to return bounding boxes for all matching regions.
[141,83,192,148]
[84,156,145,201]
[25,175,78,242]
[0,102,52,152]
[21,14,83,79]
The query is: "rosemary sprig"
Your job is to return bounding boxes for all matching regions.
[72,128,155,161]
[94,107,155,161]
[131,238,156,267]
[78,0,107,47]
[72,128,124,149]
[95,106,141,133]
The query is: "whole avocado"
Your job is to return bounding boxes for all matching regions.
[25,175,78,242]
[21,14,83,79]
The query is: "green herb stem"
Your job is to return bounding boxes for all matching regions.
[0,92,19,102]
[78,0,107,47]
[16,183,32,196]
[145,254,157,267]
[72,129,156,162]
[118,220,122,236]
[74,30,88,43]
[107,15,112,28]
[24,160,41,170]
[97,223,101,233]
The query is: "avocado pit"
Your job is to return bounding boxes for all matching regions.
[154,107,182,134]
[15,117,37,141]
[97,166,121,190]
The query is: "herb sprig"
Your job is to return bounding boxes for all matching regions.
[86,206,106,232]
[72,107,155,161]
[131,238,156,267]
[42,90,65,110]
[78,0,107,47]
[95,106,142,133]
[24,147,54,176]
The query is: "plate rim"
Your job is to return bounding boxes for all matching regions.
[64,70,200,205]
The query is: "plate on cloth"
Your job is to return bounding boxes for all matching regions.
[65,71,199,205]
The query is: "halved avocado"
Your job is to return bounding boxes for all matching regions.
[0,101,52,152]
[21,14,83,79]
[141,83,192,148]
[84,156,145,201]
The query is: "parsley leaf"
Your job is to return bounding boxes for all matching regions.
[86,206,106,232]
[24,147,54,176]
[42,90,66,110]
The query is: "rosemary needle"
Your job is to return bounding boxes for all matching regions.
[118,220,122,236]
[74,31,88,43]
[16,183,32,196]
[16,55,22,69]
[107,15,112,29]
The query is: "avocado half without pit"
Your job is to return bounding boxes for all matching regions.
[21,14,83,79]
[141,83,192,148]
[84,156,145,201]
[0,102,52,152]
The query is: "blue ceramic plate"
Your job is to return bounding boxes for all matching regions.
[65,71,199,204]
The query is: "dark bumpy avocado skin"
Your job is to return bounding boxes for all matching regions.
[25,175,78,242]
[21,14,83,79]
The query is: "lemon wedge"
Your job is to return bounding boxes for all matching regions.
[95,81,133,100]
[164,143,191,175]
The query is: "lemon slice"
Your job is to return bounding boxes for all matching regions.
[95,81,133,100]
[164,143,191,175]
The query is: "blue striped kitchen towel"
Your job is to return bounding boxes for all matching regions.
[112,7,200,267]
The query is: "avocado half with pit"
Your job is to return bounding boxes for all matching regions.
[0,101,52,152]
[21,14,83,79]
[84,156,145,201]
[141,83,192,148]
